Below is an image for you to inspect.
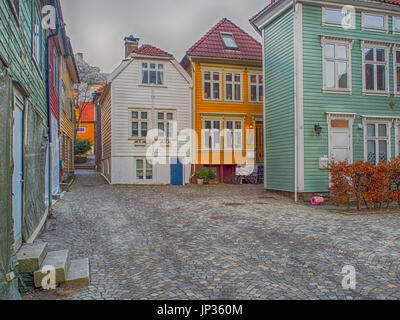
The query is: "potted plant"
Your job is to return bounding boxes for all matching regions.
[74,139,92,163]
[195,168,209,185]
[207,168,217,185]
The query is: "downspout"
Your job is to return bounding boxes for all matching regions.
[261,28,267,191]
[293,0,298,202]
[46,20,60,213]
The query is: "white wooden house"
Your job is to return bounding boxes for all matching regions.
[98,36,192,185]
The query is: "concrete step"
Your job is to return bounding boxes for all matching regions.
[65,258,90,287]
[34,250,70,288]
[16,242,48,273]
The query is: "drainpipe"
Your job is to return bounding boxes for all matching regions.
[46,21,60,213]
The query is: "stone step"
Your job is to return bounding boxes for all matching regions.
[65,258,90,287]
[16,242,48,273]
[34,250,70,288]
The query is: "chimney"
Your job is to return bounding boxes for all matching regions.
[77,52,84,59]
[124,35,140,58]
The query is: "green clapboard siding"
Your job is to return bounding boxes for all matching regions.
[302,4,400,192]
[264,7,295,192]
[0,0,47,119]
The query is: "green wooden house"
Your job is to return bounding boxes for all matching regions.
[250,0,400,200]
[0,0,49,299]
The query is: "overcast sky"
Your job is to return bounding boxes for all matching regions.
[60,0,268,73]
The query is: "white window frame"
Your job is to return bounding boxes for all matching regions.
[157,110,175,139]
[363,119,392,165]
[221,32,238,49]
[225,72,242,102]
[362,43,390,95]
[141,62,165,86]
[393,16,400,34]
[202,119,221,151]
[224,120,243,151]
[203,71,221,101]
[322,38,353,94]
[249,74,263,103]
[136,158,153,181]
[395,47,400,96]
[362,12,388,32]
[322,7,345,26]
[129,109,149,139]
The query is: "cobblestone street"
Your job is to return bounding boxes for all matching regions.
[26,170,400,300]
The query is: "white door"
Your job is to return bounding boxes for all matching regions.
[12,89,24,247]
[329,119,352,163]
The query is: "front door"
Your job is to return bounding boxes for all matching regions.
[329,119,352,163]
[12,89,24,247]
[170,158,183,186]
[255,121,264,163]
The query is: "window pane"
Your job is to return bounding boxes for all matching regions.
[367,124,376,137]
[234,84,241,100]
[378,124,387,137]
[258,85,263,101]
[325,61,335,88]
[141,122,148,137]
[158,64,163,70]
[226,73,232,82]
[396,51,400,63]
[158,122,164,136]
[397,66,400,92]
[379,140,387,163]
[204,82,211,99]
[234,74,241,82]
[141,112,147,120]
[142,70,148,84]
[325,9,344,24]
[250,75,257,83]
[364,14,385,28]
[213,83,219,99]
[395,18,400,32]
[205,121,211,130]
[365,64,375,90]
[213,121,220,130]
[204,71,211,81]
[365,48,374,61]
[235,121,242,129]
[157,71,164,85]
[150,63,156,69]
[338,62,348,89]
[337,45,347,59]
[166,122,172,138]
[150,71,156,84]
[213,72,219,81]
[377,65,385,91]
[167,113,173,120]
[142,63,148,69]
[367,140,376,165]
[222,34,238,48]
[325,44,335,58]
[226,83,232,100]
[132,122,138,137]
[158,112,164,120]
[250,85,257,102]
[376,49,385,62]
[137,159,143,169]
[226,121,233,130]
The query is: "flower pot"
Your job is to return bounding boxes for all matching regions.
[208,179,215,185]
[197,179,204,185]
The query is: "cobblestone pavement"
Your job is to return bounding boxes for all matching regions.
[26,170,400,300]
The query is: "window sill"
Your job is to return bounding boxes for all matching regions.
[362,27,388,33]
[139,84,167,88]
[323,89,352,95]
[363,91,390,97]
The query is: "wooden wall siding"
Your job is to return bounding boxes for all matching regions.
[193,62,263,165]
[302,4,400,192]
[101,87,111,161]
[110,58,191,157]
[264,8,295,192]
[60,55,75,172]
[49,36,60,130]
[0,0,47,119]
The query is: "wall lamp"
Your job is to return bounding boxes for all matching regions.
[314,124,322,136]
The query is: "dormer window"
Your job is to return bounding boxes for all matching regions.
[221,33,238,49]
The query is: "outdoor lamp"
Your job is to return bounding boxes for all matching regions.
[314,124,322,135]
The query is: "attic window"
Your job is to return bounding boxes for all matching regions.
[221,33,238,49]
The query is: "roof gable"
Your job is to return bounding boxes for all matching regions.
[184,18,262,62]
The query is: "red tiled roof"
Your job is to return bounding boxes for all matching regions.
[95,84,106,93]
[183,18,262,62]
[135,45,173,58]
[250,0,400,24]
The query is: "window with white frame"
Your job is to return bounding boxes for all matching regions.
[141,62,164,85]
[203,71,220,100]
[224,120,243,150]
[202,120,221,150]
[365,122,390,165]
[136,159,153,180]
[225,73,241,101]
[157,111,174,138]
[221,33,238,49]
[130,110,148,138]
[323,7,345,25]
[394,17,400,33]
[363,46,388,93]
[33,5,41,68]
[362,13,387,31]
[249,74,263,103]
[396,49,400,94]
[323,41,351,91]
